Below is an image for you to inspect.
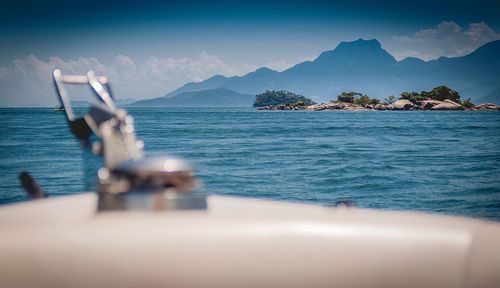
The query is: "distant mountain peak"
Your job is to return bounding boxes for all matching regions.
[248,67,279,76]
[399,57,426,65]
[205,74,228,81]
[255,67,277,73]
[314,38,395,64]
[336,38,382,50]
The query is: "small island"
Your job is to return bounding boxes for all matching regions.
[253,90,316,109]
[254,86,499,111]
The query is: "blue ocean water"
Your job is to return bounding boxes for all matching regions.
[1,108,499,220]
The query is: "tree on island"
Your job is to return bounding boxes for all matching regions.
[335,91,379,105]
[400,86,461,104]
[253,90,315,107]
[384,95,396,104]
[400,91,427,103]
[427,86,460,102]
[336,91,360,103]
[462,98,474,108]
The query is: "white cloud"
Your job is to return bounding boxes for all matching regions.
[140,51,234,85]
[8,52,234,84]
[0,52,258,106]
[389,21,500,60]
[11,55,110,81]
[112,55,137,79]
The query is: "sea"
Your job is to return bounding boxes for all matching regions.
[1,108,499,221]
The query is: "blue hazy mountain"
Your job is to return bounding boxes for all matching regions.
[131,87,253,107]
[154,38,500,105]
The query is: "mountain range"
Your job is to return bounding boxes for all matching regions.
[131,38,500,106]
[130,88,252,107]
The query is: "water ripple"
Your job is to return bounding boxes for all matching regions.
[1,108,499,221]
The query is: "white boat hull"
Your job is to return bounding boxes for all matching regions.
[1,194,499,288]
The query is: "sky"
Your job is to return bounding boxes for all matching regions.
[1,0,500,106]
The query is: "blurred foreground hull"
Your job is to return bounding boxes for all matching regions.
[1,193,499,288]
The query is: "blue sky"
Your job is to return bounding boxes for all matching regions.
[1,0,499,106]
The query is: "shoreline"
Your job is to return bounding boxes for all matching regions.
[257,99,500,111]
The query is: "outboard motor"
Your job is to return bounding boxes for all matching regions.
[52,69,206,211]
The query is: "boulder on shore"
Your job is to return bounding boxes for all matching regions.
[420,99,442,110]
[257,99,499,111]
[431,99,463,110]
[374,104,389,110]
[257,102,307,110]
[392,99,414,110]
[306,102,375,111]
[476,103,499,110]
[306,102,346,111]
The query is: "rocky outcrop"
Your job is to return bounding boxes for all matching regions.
[373,104,390,110]
[392,99,414,110]
[430,99,464,110]
[306,102,368,111]
[306,102,344,111]
[420,99,442,110]
[257,99,499,111]
[306,102,383,111]
[476,103,500,110]
[257,102,308,110]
